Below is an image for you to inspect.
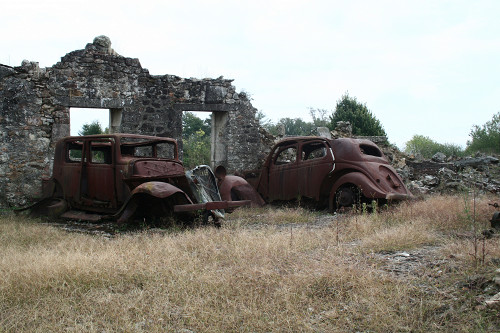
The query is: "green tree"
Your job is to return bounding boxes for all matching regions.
[466,112,500,154]
[405,135,464,158]
[265,117,314,136]
[259,109,329,137]
[281,118,314,136]
[183,129,211,168]
[181,112,211,167]
[182,112,211,139]
[330,93,387,137]
[78,120,105,136]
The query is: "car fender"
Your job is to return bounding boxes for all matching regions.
[130,181,193,201]
[215,166,265,207]
[116,181,193,223]
[329,172,386,206]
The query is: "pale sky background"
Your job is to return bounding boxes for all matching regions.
[1,0,499,149]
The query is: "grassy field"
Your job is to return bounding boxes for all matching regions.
[1,195,499,332]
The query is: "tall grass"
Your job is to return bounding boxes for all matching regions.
[1,196,499,332]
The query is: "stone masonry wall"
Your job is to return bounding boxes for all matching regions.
[0,36,262,208]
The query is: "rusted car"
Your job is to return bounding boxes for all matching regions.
[28,134,248,223]
[220,136,412,211]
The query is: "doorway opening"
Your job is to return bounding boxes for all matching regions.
[181,111,212,168]
[181,110,228,169]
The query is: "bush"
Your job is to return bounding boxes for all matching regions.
[405,135,464,159]
[466,112,500,154]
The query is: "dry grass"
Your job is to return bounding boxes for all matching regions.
[225,205,318,227]
[1,195,499,332]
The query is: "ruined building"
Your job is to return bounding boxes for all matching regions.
[0,36,262,208]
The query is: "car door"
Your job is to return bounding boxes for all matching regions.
[60,139,85,206]
[267,144,299,201]
[79,138,117,210]
[297,140,334,200]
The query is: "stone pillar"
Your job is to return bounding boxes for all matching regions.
[109,108,122,134]
[211,111,228,168]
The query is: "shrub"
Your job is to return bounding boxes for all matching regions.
[466,112,500,154]
[404,134,464,158]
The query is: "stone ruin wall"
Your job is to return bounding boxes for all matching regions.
[0,36,262,208]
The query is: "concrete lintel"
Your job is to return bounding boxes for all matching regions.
[173,103,237,112]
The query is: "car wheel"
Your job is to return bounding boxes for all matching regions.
[335,185,360,208]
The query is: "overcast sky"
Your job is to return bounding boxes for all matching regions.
[2,0,499,149]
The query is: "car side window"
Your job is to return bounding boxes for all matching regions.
[274,147,297,165]
[302,142,327,161]
[67,141,84,162]
[90,140,112,164]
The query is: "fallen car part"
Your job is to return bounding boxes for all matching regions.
[215,165,265,208]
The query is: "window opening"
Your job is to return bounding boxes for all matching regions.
[70,108,110,136]
[67,141,84,162]
[90,140,112,164]
[275,147,297,165]
[302,142,327,161]
[359,144,382,157]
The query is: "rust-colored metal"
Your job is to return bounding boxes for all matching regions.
[215,166,265,207]
[238,136,413,211]
[30,134,245,223]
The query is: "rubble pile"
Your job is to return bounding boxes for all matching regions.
[401,153,500,195]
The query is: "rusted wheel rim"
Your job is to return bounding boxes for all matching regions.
[335,186,358,207]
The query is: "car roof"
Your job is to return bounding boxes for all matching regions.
[61,133,178,143]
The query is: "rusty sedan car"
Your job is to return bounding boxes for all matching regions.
[28,134,248,224]
[224,136,412,211]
